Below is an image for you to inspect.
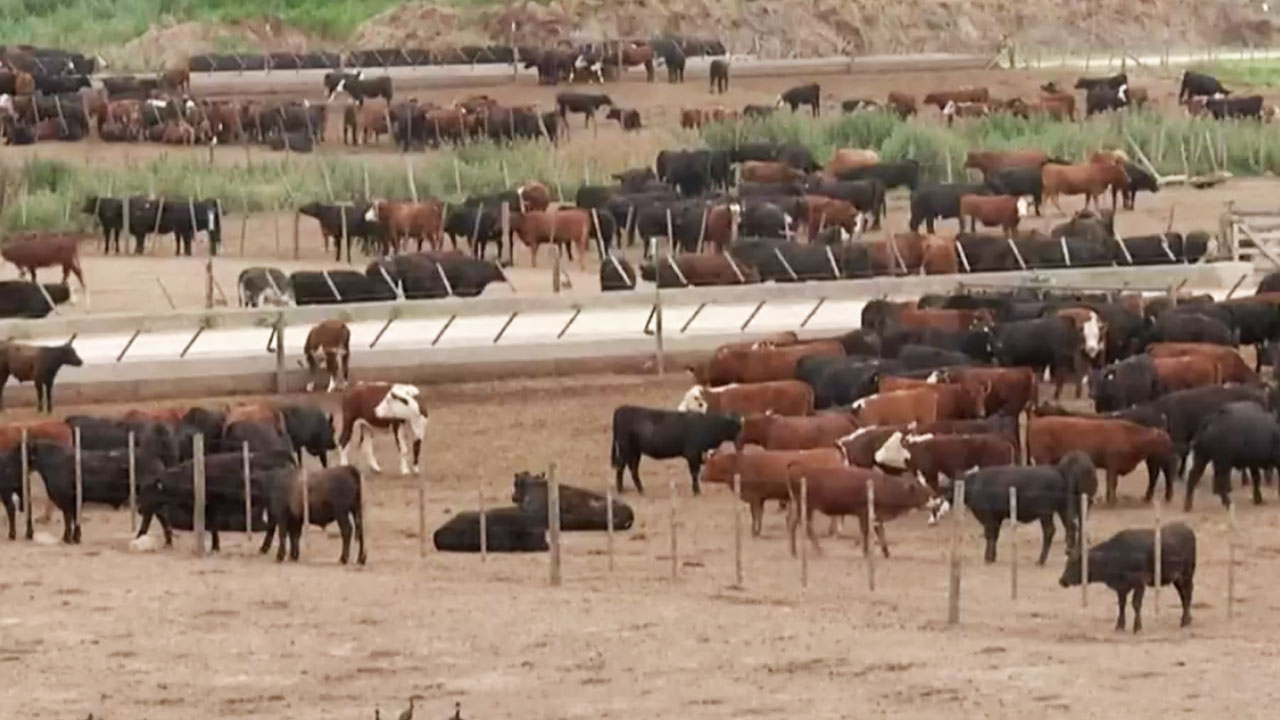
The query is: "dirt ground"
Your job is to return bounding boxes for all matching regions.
[10,62,1280,313]
[0,374,1276,720]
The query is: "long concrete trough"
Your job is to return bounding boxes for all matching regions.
[0,261,1250,407]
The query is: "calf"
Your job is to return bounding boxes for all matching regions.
[736,411,858,450]
[709,59,729,93]
[1059,523,1195,632]
[337,382,428,476]
[237,266,292,307]
[1027,415,1176,504]
[261,465,365,564]
[303,319,350,393]
[678,380,814,417]
[777,83,820,116]
[512,470,633,531]
[1179,70,1229,102]
[0,342,83,413]
[605,106,641,131]
[886,91,916,117]
[555,92,613,127]
[1185,401,1280,509]
[700,446,846,535]
[785,465,933,557]
[958,194,1028,235]
[610,405,741,494]
[924,86,990,110]
[874,431,1015,490]
[511,209,592,268]
[933,452,1095,563]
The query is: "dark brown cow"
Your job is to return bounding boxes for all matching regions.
[0,342,83,413]
[739,161,805,183]
[619,44,656,81]
[1147,343,1258,384]
[963,150,1054,176]
[679,108,707,129]
[923,86,990,110]
[785,465,934,557]
[1041,161,1129,214]
[700,446,846,535]
[679,380,814,417]
[338,382,428,476]
[1151,355,1222,393]
[837,424,908,468]
[873,430,1015,490]
[921,234,959,274]
[802,195,861,238]
[939,366,1036,416]
[511,208,592,268]
[886,91,917,117]
[304,319,351,393]
[365,199,445,254]
[958,194,1029,235]
[737,411,858,450]
[1028,416,1175,503]
[851,388,940,426]
[690,339,844,386]
[343,100,392,145]
[1,232,87,293]
[877,376,987,419]
[158,67,190,94]
[651,253,760,286]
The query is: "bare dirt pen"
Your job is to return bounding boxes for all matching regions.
[7,63,1279,314]
[1,374,1278,719]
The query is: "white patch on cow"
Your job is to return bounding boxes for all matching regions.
[1042,367,1052,382]
[874,431,911,469]
[926,497,951,525]
[678,385,709,413]
[783,213,794,229]
[1212,91,1226,100]
[375,384,422,422]
[905,432,935,443]
[66,284,80,307]
[355,70,364,80]
[943,100,957,116]
[206,208,215,229]
[326,375,337,393]
[306,380,316,392]
[915,472,931,491]
[926,370,943,383]
[146,98,167,109]
[775,94,784,107]
[1016,196,1030,218]
[364,205,378,222]
[1118,84,1129,103]
[183,98,195,113]
[1082,311,1103,358]
[302,98,311,109]
[516,185,527,212]
[0,94,12,112]
[840,225,854,242]
[850,395,871,413]
[728,202,742,218]
[209,135,219,147]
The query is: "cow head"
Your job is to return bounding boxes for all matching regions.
[364,200,384,223]
[1015,196,1030,218]
[1081,312,1104,359]
[677,385,708,413]
[1059,548,1085,588]
[1117,84,1129,104]
[942,100,957,117]
[511,470,546,505]
[873,430,913,470]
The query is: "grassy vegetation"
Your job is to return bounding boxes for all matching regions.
[702,110,1280,181]
[0,141,598,233]
[1197,59,1280,88]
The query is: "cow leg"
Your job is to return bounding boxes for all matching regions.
[259,512,276,555]
[1142,462,1160,503]
[1114,589,1128,631]
[324,351,339,392]
[1106,468,1118,504]
[1037,516,1055,565]
[60,505,74,544]
[983,521,1001,563]
[827,515,840,537]
[627,456,643,494]
[1175,578,1193,627]
[394,423,410,476]
[1,494,14,540]
[873,520,890,558]
[1213,463,1232,509]
[361,427,382,475]
[750,499,764,536]
[288,516,301,561]
[336,513,353,564]
[685,455,703,496]
[806,508,823,556]
[1250,467,1264,505]
[305,352,319,392]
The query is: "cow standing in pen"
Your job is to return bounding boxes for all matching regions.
[338,382,428,476]
[303,319,351,393]
[0,342,83,413]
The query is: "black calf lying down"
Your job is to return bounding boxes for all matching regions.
[433,506,548,553]
[511,470,634,531]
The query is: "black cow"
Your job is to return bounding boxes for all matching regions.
[237,267,292,307]
[880,328,994,362]
[611,406,741,495]
[261,465,365,564]
[125,197,223,256]
[804,178,886,229]
[896,344,974,371]
[992,316,1084,399]
[289,270,397,305]
[985,166,1044,216]
[65,415,179,468]
[835,160,921,191]
[26,440,166,544]
[511,470,634,531]
[1153,385,1269,481]
[1185,401,1280,509]
[433,506,547,552]
[1204,95,1264,120]
[1115,161,1159,210]
[1090,356,1159,412]
[222,420,294,458]
[0,281,71,319]
[841,99,880,113]
[1179,70,1229,102]
[32,73,90,94]
[280,404,336,467]
[600,254,637,291]
[1147,310,1234,346]
[658,42,685,83]
[1059,523,1196,632]
[613,168,658,192]
[443,202,504,260]
[81,196,125,254]
[1048,210,1118,267]
[366,254,448,300]
[729,238,846,282]
[555,92,613,128]
[776,142,820,172]
[742,104,777,118]
[434,255,509,297]
[909,182,989,233]
[267,131,314,153]
[1086,85,1129,115]
[709,58,729,93]
[1074,73,1128,91]
[796,357,892,409]
[933,451,1095,564]
[324,72,393,105]
[656,149,731,196]
[1120,231,1211,266]
[778,83,820,116]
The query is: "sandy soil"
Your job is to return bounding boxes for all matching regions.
[0,374,1276,720]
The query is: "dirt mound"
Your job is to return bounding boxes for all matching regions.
[115,19,314,70]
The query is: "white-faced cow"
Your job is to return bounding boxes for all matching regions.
[338,382,428,476]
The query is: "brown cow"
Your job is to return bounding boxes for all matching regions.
[1056,307,1107,365]
[1027,416,1176,503]
[873,430,1015,490]
[923,86,990,110]
[205,101,243,143]
[154,120,196,145]
[700,446,846,535]
[887,91,917,117]
[938,366,1036,417]
[942,100,990,126]
[921,234,959,275]
[861,232,927,275]
[225,402,283,428]
[679,380,814,417]
[510,208,592,268]
[365,199,445,254]
[877,376,987,419]
[343,100,391,145]
[122,406,188,428]
[13,71,34,96]
[679,108,705,129]
[159,67,190,94]
[737,411,858,450]
[689,339,844,386]
[837,424,909,468]
[0,342,83,413]
[1,232,88,293]
[653,253,760,287]
[1147,343,1258,384]
[1151,355,1222,393]
[1041,162,1128,214]
[739,161,804,184]
[963,150,1053,176]
[958,194,1029,235]
[304,319,351,393]
[851,388,939,426]
[894,307,994,332]
[785,465,934,557]
[802,195,861,238]
[825,148,880,175]
[709,331,800,356]
[338,381,428,476]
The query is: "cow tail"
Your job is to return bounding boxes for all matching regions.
[610,414,622,470]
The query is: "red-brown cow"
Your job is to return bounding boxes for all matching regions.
[837,424,909,468]
[303,318,351,393]
[1028,416,1176,503]
[923,86,990,110]
[851,388,939,426]
[1041,162,1128,214]
[886,91,917,117]
[678,380,814,417]
[937,366,1036,417]
[785,464,934,557]
[737,411,858,450]
[1,232,88,296]
[1151,355,1222,393]
[739,161,805,183]
[338,382,428,476]
[1147,343,1258,384]
[366,199,445,254]
[921,234,959,275]
[655,252,760,286]
[689,340,844,386]
[958,194,1029,235]
[963,150,1054,176]
[873,430,1016,490]
[511,208,592,268]
[877,376,987,419]
[700,446,846,535]
[825,148,880,175]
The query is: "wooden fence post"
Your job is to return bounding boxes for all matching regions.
[732,471,743,587]
[1080,493,1089,608]
[1009,485,1019,601]
[193,433,206,557]
[1153,497,1162,616]
[668,477,678,580]
[1228,501,1237,621]
[478,485,487,562]
[73,427,82,542]
[866,479,876,591]
[947,480,965,625]
[605,486,615,572]
[127,430,137,533]
[799,476,809,589]
[21,428,31,540]
[549,462,562,586]
[242,441,253,544]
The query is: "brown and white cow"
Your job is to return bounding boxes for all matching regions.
[873,430,1016,490]
[338,382,428,476]
[303,319,351,393]
[678,380,814,417]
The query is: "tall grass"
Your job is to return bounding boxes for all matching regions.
[0,141,597,233]
[702,110,1280,181]
[1198,59,1280,88]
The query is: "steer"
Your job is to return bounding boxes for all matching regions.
[785,465,933,557]
[510,208,592,268]
[261,465,366,564]
[1059,523,1196,632]
[958,194,1028,235]
[937,366,1036,416]
[739,160,804,184]
[700,446,846,535]
[877,376,987,419]
[923,86,990,110]
[678,380,814,417]
[736,411,858,450]
[1185,401,1280,510]
[874,431,1016,490]
[1147,343,1258,385]
[365,199,445,254]
[1041,161,1129,214]
[512,470,633,531]
[777,83,820,115]
[610,405,742,495]
[1027,415,1177,504]
[337,382,428,476]
[690,339,843,386]
[1179,70,1229,102]
[0,342,83,413]
[851,388,939,426]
